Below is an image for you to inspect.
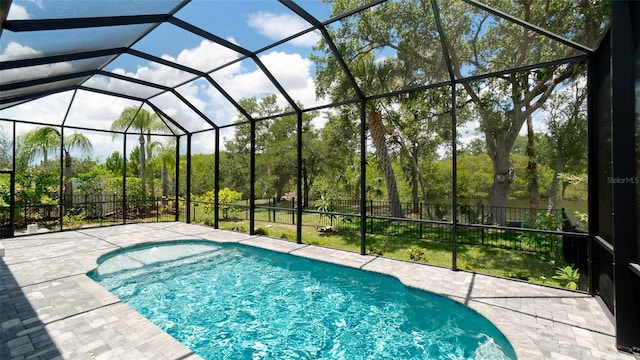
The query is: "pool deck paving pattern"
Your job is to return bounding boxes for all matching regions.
[0,222,635,360]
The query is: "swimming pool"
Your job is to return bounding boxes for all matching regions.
[88,241,516,359]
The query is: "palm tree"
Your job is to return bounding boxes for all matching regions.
[18,126,60,169]
[149,138,176,198]
[334,57,405,218]
[111,106,169,203]
[18,126,92,207]
[62,132,93,205]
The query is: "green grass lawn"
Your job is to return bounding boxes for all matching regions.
[211,218,570,289]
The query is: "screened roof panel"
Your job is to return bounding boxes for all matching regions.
[476,0,611,50]
[0,77,82,102]
[257,34,327,110]
[437,0,589,80]
[0,0,611,134]
[294,0,365,23]
[189,79,243,128]
[209,57,281,109]
[131,22,243,73]
[0,56,112,85]
[7,0,184,20]
[0,100,26,111]
[174,0,307,52]
[63,90,143,131]
[104,53,198,88]
[382,0,451,86]
[174,80,217,130]
[0,24,156,60]
[322,0,452,100]
[0,90,75,124]
[148,92,210,134]
[82,74,164,99]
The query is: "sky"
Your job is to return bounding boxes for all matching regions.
[0,0,564,165]
[0,0,333,161]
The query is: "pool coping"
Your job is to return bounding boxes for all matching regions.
[0,222,634,359]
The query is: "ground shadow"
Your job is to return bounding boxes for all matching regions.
[0,258,62,359]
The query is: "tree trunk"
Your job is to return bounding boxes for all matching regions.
[161,162,168,198]
[367,108,404,218]
[303,165,309,208]
[547,153,568,212]
[410,164,419,214]
[526,114,538,211]
[64,151,72,209]
[419,173,433,220]
[147,132,157,200]
[487,135,515,225]
[139,134,146,205]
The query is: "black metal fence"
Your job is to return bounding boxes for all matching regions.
[1,194,184,236]
[191,198,578,254]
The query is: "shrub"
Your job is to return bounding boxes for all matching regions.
[553,265,580,290]
[63,213,85,230]
[315,195,337,227]
[194,187,243,219]
[408,247,425,262]
[280,233,294,240]
[368,246,383,256]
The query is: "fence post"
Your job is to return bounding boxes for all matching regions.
[419,202,423,239]
[481,204,485,245]
[369,200,373,233]
[273,197,277,223]
[292,197,295,225]
[330,199,333,227]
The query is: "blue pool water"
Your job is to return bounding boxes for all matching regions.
[88,241,516,360]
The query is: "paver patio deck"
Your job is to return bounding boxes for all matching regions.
[0,222,635,359]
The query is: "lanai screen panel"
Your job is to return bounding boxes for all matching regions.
[258,32,327,111]
[82,74,164,100]
[131,22,243,74]
[104,53,198,89]
[437,0,589,80]
[173,0,301,52]
[0,90,75,125]
[63,90,143,131]
[209,57,284,115]
[6,0,183,19]
[148,91,213,134]
[0,56,112,86]
[476,0,610,50]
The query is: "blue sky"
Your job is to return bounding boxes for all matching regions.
[1,0,335,159]
[0,0,566,164]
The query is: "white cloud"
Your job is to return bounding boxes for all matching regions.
[247,11,320,47]
[0,91,72,125]
[172,40,240,73]
[258,51,322,109]
[0,41,40,60]
[7,4,30,20]
[1,36,322,158]
[1,42,74,83]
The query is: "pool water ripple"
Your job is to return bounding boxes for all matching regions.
[89,241,516,360]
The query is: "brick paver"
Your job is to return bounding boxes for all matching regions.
[0,223,635,359]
